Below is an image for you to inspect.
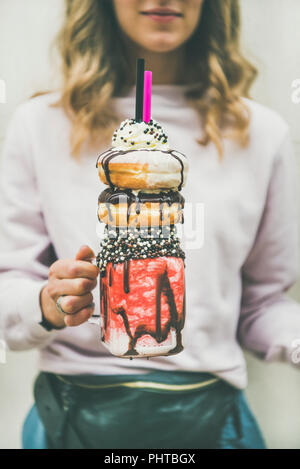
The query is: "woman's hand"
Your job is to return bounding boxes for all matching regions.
[40,245,99,328]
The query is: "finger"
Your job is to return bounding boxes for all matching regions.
[76,245,95,262]
[60,293,94,315]
[47,277,98,301]
[50,259,99,280]
[64,304,95,327]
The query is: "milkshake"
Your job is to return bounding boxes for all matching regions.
[95,62,188,358]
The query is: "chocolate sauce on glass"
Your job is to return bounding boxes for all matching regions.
[123,260,130,294]
[109,266,113,287]
[100,264,185,357]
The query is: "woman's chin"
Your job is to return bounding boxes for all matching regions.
[142,36,183,54]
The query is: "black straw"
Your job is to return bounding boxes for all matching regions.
[135,58,145,122]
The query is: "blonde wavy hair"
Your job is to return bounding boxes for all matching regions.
[53,0,257,158]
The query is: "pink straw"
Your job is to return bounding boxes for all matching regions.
[143,71,152,123]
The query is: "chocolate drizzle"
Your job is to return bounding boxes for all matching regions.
[102,280,108,331]
[135,194,141,215]
[109,266,113,286]
[123,260,130,294]
[100,264,185,357]
[169,151,185,191]
[98,188,185,206]
[98,188,185,226]
[96,148,187,191]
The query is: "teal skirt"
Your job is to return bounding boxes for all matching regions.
[33,370,266,449]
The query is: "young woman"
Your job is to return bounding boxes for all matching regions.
[1,0,299,449]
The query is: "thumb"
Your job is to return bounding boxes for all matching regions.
[76,245,95,262]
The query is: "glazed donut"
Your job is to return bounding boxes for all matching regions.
[98,202,183,227]
[97,189,184,227]
[97,148,188,191]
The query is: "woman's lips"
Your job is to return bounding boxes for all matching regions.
[141,11,182,23]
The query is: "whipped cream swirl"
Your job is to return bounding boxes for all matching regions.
[112,118,170,150]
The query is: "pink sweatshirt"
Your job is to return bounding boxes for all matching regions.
[0,85,300,389]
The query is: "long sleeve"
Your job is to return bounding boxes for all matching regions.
[0,105,58,350]
[237,127,300,367]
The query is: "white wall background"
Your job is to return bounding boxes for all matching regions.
[0,0,300,449]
